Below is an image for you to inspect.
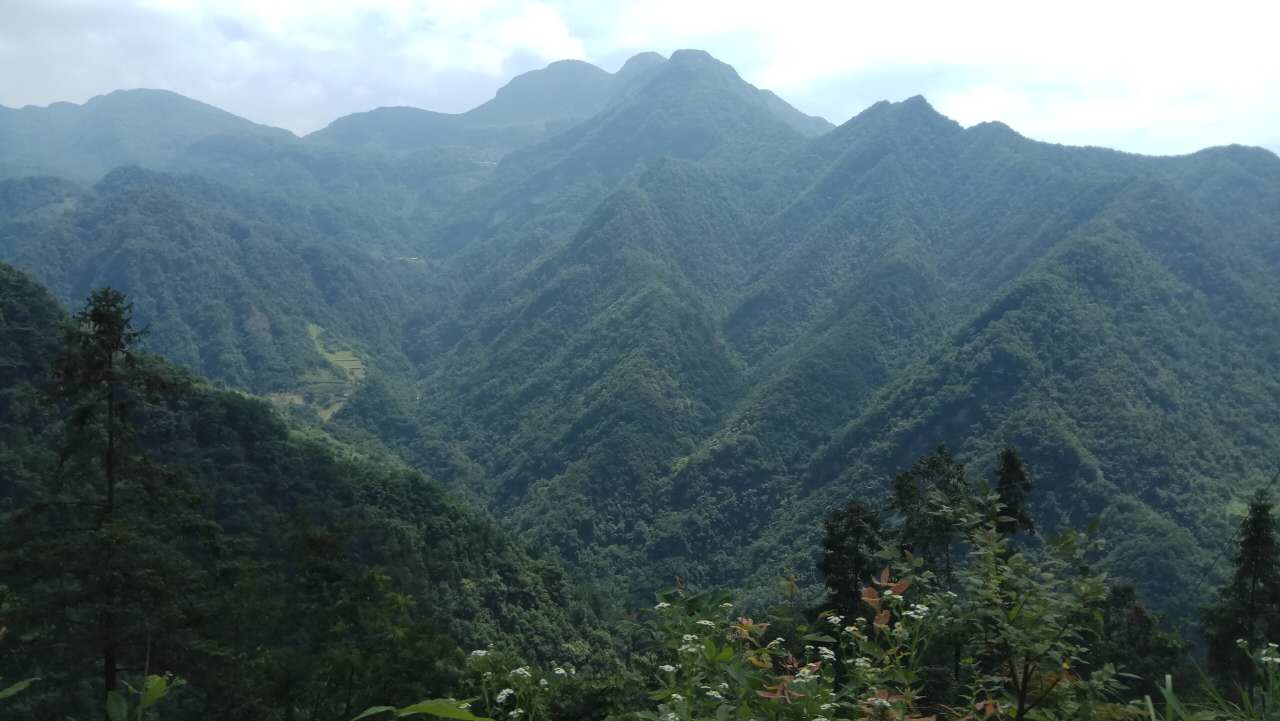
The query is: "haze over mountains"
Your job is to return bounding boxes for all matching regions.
[2,47,1279,622]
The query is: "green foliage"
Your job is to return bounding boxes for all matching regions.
[1203,491,1280,695]
[820,501,885,620]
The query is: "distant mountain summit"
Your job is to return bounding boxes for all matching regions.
[0,89,291,180]
[306,51,832,154]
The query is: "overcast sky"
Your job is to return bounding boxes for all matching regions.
[2,0,1277,155]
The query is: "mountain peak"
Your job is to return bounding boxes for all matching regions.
[465,59,613,126]
[616,52,666,77]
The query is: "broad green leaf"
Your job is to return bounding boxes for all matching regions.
[0,678,38,701]
[715,645,733,662]
[106,691,129,721]
[351,705,396,721]
[395,698,490,721]
[140,675,167,709]
[703,637,718,661]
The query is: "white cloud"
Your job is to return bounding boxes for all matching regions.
[0,0,1276,153]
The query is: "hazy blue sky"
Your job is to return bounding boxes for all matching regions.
[2,0,1277,155]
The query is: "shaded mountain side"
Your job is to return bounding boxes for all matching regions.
[0,168,433,395]
[0,261,605,663]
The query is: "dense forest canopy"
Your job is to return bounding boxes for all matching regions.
[2,47,1280,720]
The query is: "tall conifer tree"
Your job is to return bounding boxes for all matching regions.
[1203,490,1280,697]
[818,500,883,619]
[0,288,216,716]
[994,447,1035,537]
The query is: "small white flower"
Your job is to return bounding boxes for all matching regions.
[670,693,684,703]
[664,714,678,721]
[695,619,716,627]
[508,709,524,719]
[496,688,515,704]
[818,646,836,662]
[705,690,725,701]
[718,682,728,690]
[655,602,672,610]
[820,703,837,711]
[483,672,493,679]
[659,664,677,673]
[553,667,567,676]
[854,657,872,669]
[826,615,844,626]
[539,679,549,688]
[470,649,488,657]
[682,634,699,642]
[509,667,532,679]
[720,602,734,609]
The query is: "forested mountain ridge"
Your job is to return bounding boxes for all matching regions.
[0,262,607,718]
[1,48,1278,626]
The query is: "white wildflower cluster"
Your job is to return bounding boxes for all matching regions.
[718,682,728,690]
[826,615,844,626]
[670,693,685,703]
[902,603,930,621]
[659,664,678,673]
[496,688,515,704]
[702,687,725,701]
[820,703,838,711]
[679,633,700,653]
[795,664,821,684]
[767,637,785,649]
[853,657,872,669]
[508,666,533,679]
[1263,642,1280,665]
[695,619,716,627]
[552,667,568,677]
[470,649,488,658]
[720,602,734,609]
[664,714,678,721]
[817,646,837,662]
[539,679,549,688]
[655,602,672,610]
[508,709,524,719]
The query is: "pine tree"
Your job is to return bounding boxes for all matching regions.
[0,288,218,716]
[1203,490,1280,697]
[890,445,973,586]
[818,501,883,619]
[993,447,1035,537]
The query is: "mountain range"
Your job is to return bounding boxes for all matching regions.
[2,49,1278,621]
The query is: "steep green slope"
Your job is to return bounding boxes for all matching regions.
[738,167,1280,615]
[0,262,606,718]
[0,168,428,395]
